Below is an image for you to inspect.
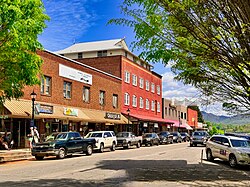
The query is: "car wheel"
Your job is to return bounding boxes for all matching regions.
[99,143,104,153]
[136,142,141,148]
[150,140,153,146]
[35,156,44,160]
[206,149,214,161]
[111,142,116,151]
[156,140,160,146]
[229,155,237,168]
[190,143,193,147]
[194,143,197,147]
[57,147,66,159]
[127,142,131,149]
[86,145,93,156]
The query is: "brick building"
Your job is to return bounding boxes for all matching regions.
[57,39,165,135]
[0,50,128,148]
[187,108,198,129]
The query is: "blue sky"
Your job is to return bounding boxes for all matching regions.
[39,0,225,115]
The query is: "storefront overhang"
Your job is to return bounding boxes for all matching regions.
[3,99,91,121]
[83,109,128,124]
[124,113,167,124]
[165,120,187,128]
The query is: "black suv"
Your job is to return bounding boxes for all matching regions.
[158,131,173,144]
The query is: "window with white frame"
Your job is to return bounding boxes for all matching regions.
[157,102,160,112]
[146,99,149,110]
[157,85,160,95]
[125,71,130,83]
[97,50,107,57]
[145,80,149,91]
[151,83,155,93]
[132,74,137,86]
[83,86,90,102]
[124,93,130,105]
[139,78,144,88]
[151,100,155,111]
[63,81,72,99]
[132,95,137,107]
[139,97,144,108]
[41,76,51,95]
[99,90,105,106]
[113,94,118,108]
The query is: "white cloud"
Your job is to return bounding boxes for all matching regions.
[39,0,97,51]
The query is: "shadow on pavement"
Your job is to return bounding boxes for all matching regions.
[0,160,250,186]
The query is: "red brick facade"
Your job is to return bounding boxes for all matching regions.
[187,108,198,128]
[22,50,122,112]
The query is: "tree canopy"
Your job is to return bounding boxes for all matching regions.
[109,0,250,114]
[0,0,49,103]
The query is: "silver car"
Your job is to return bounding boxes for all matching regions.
[206,135,250,168]
[190,131,209,146]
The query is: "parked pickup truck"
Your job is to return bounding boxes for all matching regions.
[116,132,142,149]
[32,132,95,160]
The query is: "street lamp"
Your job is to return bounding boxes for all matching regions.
[178,115,181,132]
[30,90,37,128]
[127,108,130,131]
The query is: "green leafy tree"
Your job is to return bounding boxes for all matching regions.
[0,0,49,103]
[110,0,250,114]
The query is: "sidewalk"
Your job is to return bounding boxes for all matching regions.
[0,148,32,163]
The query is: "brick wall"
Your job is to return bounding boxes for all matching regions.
[22,50,122,113]
[187,108,198,128]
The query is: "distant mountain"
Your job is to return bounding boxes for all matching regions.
[201,111,250,125]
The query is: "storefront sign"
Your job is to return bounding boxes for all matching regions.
[59,64,92,85]
[105,112,121,120]
[36,104,53,114]
[143,123,148,127]
[63,107,78,116]
[154,123,159,128]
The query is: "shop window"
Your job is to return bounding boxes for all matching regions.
[83,86,90,103]
[63,81,72,99]
[78,52,83,59]
[41,76,51,95]
[99,90,105,106]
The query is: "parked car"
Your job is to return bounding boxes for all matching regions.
[206,134,250,168]
[116,132,142,149]
[44,132,59,142]
[158,131,173,144]
[142,133,160,146]
[225,132,250,141]
[84,131,117,152]
[170,132,182,143]
[180,132,190,142]
[190,131,209,147]
[32,132,94,160]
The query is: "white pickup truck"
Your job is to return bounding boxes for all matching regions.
[116,132,142,149]
[84,131,117,153]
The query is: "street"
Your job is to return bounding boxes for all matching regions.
[1,142,250,186]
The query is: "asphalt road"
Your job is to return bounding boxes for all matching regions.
[1,142,250,186]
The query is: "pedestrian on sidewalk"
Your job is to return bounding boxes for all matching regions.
[0,134,9,150]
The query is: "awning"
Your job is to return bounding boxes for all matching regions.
[125,113,167,123]
[165,120,187,128]
[185,123,193,130]
[84,109,128,124]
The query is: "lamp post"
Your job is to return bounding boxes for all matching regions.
[178,115,181,132]
[30,90,37,128]
[127,108,130,132]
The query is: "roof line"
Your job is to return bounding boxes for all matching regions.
[44,49,122,81]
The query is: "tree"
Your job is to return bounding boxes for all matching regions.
[0,0,49,103]
[109,0,250,114]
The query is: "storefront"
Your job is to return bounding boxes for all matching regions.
[1,99,128,148]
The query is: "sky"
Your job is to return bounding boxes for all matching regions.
[39,0,226,116]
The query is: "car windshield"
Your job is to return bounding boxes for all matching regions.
[55,133,68,140]
[117,132,129,137]
[193,132,206,136]
[231,139,250,148]
[180,133,186,136]
[86,132,103,138]
[45,133,59,141]
[144,134,153,138]
[171,133,177,136]
[159,132,168,135]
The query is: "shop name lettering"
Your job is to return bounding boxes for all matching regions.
[36,104,53,114]
[105,113,121,120]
